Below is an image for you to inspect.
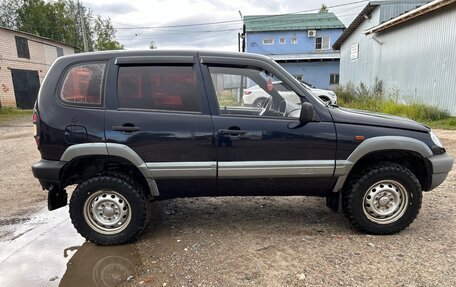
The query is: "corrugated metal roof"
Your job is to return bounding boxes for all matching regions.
[365,0,455,34]
[0,26,79,49]
[332,0,428,49]
[244,13,345,32]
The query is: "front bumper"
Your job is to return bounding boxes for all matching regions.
[32,159,66,189]
[427,153,454,190]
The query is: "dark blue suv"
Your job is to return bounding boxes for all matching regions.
[32,50,453,245]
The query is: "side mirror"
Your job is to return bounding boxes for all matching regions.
[299,102,314,124]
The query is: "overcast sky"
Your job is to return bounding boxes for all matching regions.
[83,0,368,50]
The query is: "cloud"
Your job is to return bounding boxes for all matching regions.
[82,0,365,50]
[88,3,137,16]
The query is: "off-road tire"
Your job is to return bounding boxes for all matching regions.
[69,174,150,245]
[342,162,422,235]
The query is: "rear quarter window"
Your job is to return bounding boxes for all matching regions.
[117,65,200,112]
[60,63,106,106]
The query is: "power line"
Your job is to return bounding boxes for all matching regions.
[112,0,368,30]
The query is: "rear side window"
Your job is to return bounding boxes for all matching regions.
[117,66,200,112]
[60,63,106,106]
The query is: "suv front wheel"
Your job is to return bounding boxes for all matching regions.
[69,174,150,245]
[343,162,422,234]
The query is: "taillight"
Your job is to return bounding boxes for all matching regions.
[33,110,40,148]
[244,90,252,95]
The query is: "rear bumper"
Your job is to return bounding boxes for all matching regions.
[428,153,454,190]
[32,159,66,189]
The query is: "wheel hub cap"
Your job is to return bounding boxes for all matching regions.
[378,196,390,207]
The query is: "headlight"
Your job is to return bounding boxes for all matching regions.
[430,130,444,148]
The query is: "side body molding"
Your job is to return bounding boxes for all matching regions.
[332,136,433,192]
[60,143,159,196]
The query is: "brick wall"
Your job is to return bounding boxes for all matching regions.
[0,28,75,108]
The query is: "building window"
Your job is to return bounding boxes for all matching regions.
[57,47,64,57]
[316,37,330,50]
[15,36,30,59]
[60,62,106,106]
[290,37,297,44]
[330,74,339,85]
[293,75,303,81]
[279,37,286,44]
[262,38,274,45]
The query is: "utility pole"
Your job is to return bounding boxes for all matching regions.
[78,1,89,52]
[241,24,246,52]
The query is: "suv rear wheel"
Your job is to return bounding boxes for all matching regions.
[343,162,422,234]
[69,174,150,245]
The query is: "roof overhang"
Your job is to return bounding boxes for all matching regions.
[0,26,79,50]
[332,3,378,50]
[269,53,340,61]
[364,0,456,34]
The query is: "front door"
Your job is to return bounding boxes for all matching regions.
[200,58,337,196]
[105,56,216,197]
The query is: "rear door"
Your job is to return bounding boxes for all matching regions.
[200,55,337,196]
[104,55,216,197]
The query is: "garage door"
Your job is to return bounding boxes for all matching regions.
[11,69,40,109]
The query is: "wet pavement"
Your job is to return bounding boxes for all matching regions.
[0,207,141,287]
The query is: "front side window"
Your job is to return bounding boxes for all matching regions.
[208,66,302,119]
[316,37,330,50]
[60,63,106,106]
[117,65,200,112]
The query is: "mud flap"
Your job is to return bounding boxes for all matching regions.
[48,186,68,211]
[326,192,340,213]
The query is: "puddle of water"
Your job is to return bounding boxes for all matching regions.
[0,206,142,287]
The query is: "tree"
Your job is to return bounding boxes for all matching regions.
[0,0,22,28]
[93,16,123,51]
[0,0,123,51]
[319,4,328,13]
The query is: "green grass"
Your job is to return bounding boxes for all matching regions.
[0,108,33,123]
[335,81,455,130]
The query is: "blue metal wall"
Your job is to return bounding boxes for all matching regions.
[246,29,343,55]
[280,61,340,89]
[246,29,342,89]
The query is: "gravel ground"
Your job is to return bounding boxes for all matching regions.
[0,116,455,286]
[0,116,45,239]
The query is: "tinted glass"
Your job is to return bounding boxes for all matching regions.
[60,63,105,105]
[117,66,200,112]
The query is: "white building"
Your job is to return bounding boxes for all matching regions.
[0,26,76,109]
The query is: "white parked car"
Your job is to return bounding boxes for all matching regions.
[301,81,338,105]
[243,81,337,107]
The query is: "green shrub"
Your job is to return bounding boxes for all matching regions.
[334,81,450,125]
